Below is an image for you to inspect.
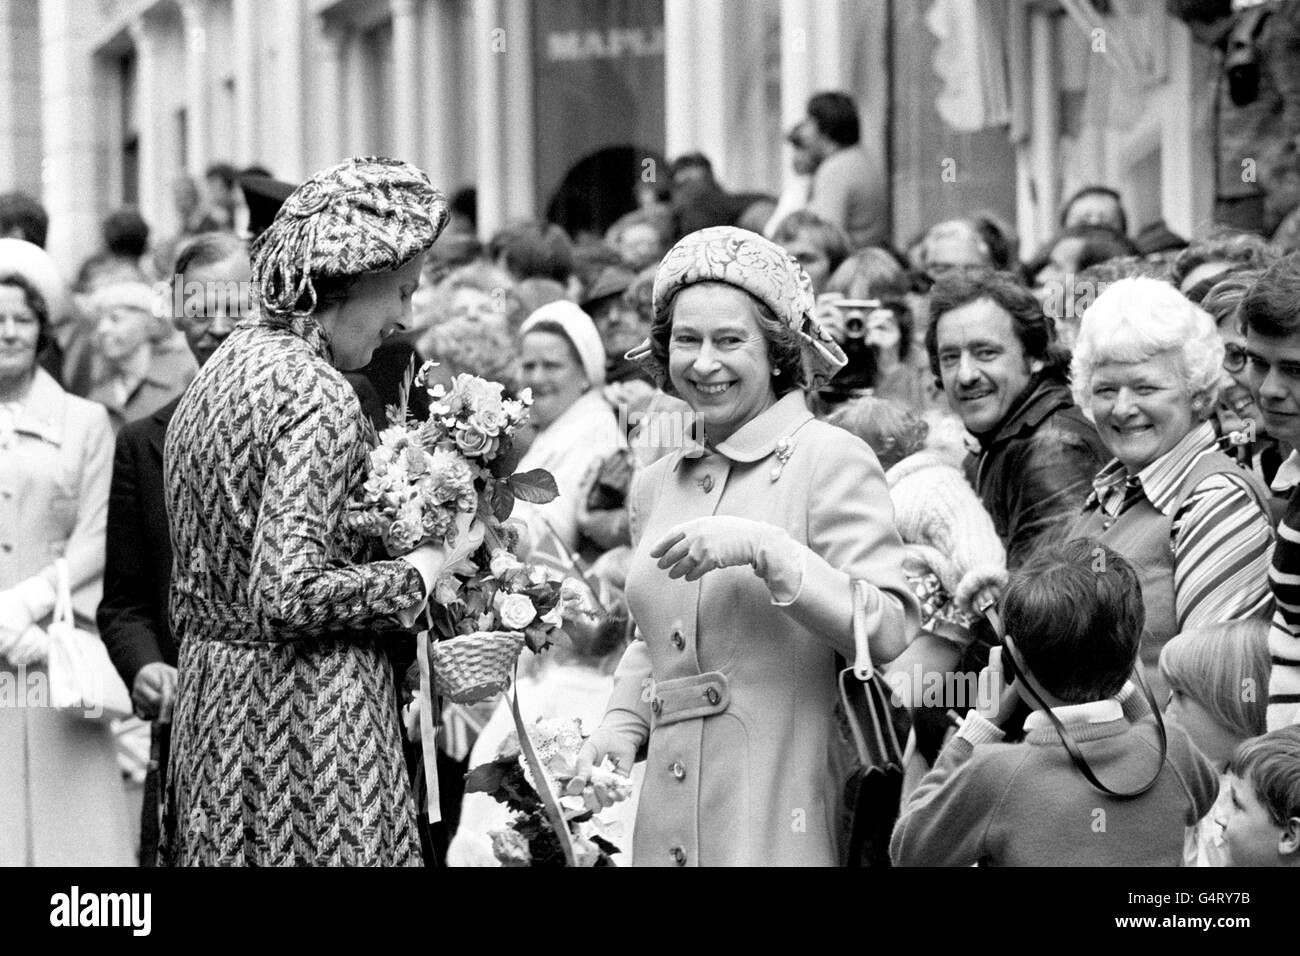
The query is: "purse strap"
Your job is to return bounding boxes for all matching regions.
[51,558,74,628]
[840,580,905,769]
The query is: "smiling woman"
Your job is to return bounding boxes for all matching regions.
[575,227,919,866]
[163,158,462,867]
[1069,277,1275,703]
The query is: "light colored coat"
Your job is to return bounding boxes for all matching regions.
[605,391,918,866]
[0,368,133,866]
[513,388,621,555]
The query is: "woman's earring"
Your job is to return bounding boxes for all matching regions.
[772,368,781,376]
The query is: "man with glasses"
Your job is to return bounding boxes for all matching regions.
[1240,255,1300,729]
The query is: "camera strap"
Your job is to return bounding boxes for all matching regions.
[985,607,1168,799]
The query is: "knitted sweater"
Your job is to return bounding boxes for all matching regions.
[886,451,1007,611]
[1267,479,1300,729]
[890,711,1218,867]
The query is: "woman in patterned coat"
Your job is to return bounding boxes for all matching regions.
[575,227,920,865]
[163,158,477,866]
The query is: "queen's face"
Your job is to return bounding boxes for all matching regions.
[667,283,777,445]
[1088,350,1199,473]
[323,256,423,371]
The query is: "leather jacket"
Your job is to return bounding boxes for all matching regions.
[963,375,1109,570]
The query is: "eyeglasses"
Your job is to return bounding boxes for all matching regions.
[1223,343,1248,373]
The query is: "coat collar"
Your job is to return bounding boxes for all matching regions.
[682,389,814,466]
[243,309,335,365]
[977,375,1075,451]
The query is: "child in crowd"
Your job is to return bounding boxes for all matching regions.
[891,540,1218,866]
[1215,726,1300,867]
[1157,621,1270,865]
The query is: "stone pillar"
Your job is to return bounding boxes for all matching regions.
[391,0,419,162]
[664,0,728,180]
[180,0,208,182]
[128,16,164,235]
[344,28,369,156]
[38,0,98,271]
[471,0,504,238]
[419,0,458,189]
[231,0,258,165]
[500,0,534,220]
[312,16,345,170]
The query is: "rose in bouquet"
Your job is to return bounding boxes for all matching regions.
[468,717,631,867]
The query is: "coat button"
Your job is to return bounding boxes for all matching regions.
[0,543,10,553]
[671,630,684,650]
[651,698,662,716]
[705,686,720,705]
[670,761,686,780]
[700,474,714,493]
[670,845,686,865]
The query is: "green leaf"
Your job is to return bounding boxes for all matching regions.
[507,469,560,504]
[491,481,516,522]
[464,762,506,795]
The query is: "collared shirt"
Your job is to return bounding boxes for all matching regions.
[1272,449,1300,495]
[1023,698,1123,733]
[1086,421,1273,629]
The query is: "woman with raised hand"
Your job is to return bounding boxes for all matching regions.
[574,226,919,866]
[164,158,479,866]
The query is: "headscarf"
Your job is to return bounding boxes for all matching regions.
[519,300,606,389]
[627,225,847,388]
[250,157,449,317]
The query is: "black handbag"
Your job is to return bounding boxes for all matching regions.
[839,580,910,867]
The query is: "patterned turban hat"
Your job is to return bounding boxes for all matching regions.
[627,226,847,389]
[251,156,449,317]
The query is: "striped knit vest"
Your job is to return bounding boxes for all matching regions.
[1071,451,1270,705]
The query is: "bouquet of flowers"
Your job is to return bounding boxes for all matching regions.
[348,360,615,866]
[467,717,631,867]
[346,363,552,556]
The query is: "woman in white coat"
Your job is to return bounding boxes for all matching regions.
[0,259,131,866]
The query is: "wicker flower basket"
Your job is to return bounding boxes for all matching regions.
[430,630,525,704]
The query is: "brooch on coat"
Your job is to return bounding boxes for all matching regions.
[770,436,796,482]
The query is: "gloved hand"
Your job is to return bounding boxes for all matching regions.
[650,516,803,592]
[132,662,179,723]
[4,625,50,668]
[0,587,35,634]
[573,728,638,809]
[443,513,486,572]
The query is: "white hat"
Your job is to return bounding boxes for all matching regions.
[519,300,606,389]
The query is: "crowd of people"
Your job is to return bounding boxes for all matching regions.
[2,87,1300,869]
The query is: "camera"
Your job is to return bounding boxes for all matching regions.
[826,298,882,340]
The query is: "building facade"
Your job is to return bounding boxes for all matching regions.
[1,0,1218,277]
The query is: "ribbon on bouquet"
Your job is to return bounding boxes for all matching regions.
[416,632,442,825]
[508,661,578,867]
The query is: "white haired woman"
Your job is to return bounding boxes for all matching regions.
[1068,277,1274,704]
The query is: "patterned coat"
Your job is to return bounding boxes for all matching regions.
[604,391,918,866]
[163,314,427,866]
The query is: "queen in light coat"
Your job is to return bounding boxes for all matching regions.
[576,227,919,866]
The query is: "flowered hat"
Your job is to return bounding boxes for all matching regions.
[626,226,847,388]
[251,157,449,316]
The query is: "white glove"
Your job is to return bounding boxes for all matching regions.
[650,516,803,594]
[4,625,50,668]
[0,587,35,634]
